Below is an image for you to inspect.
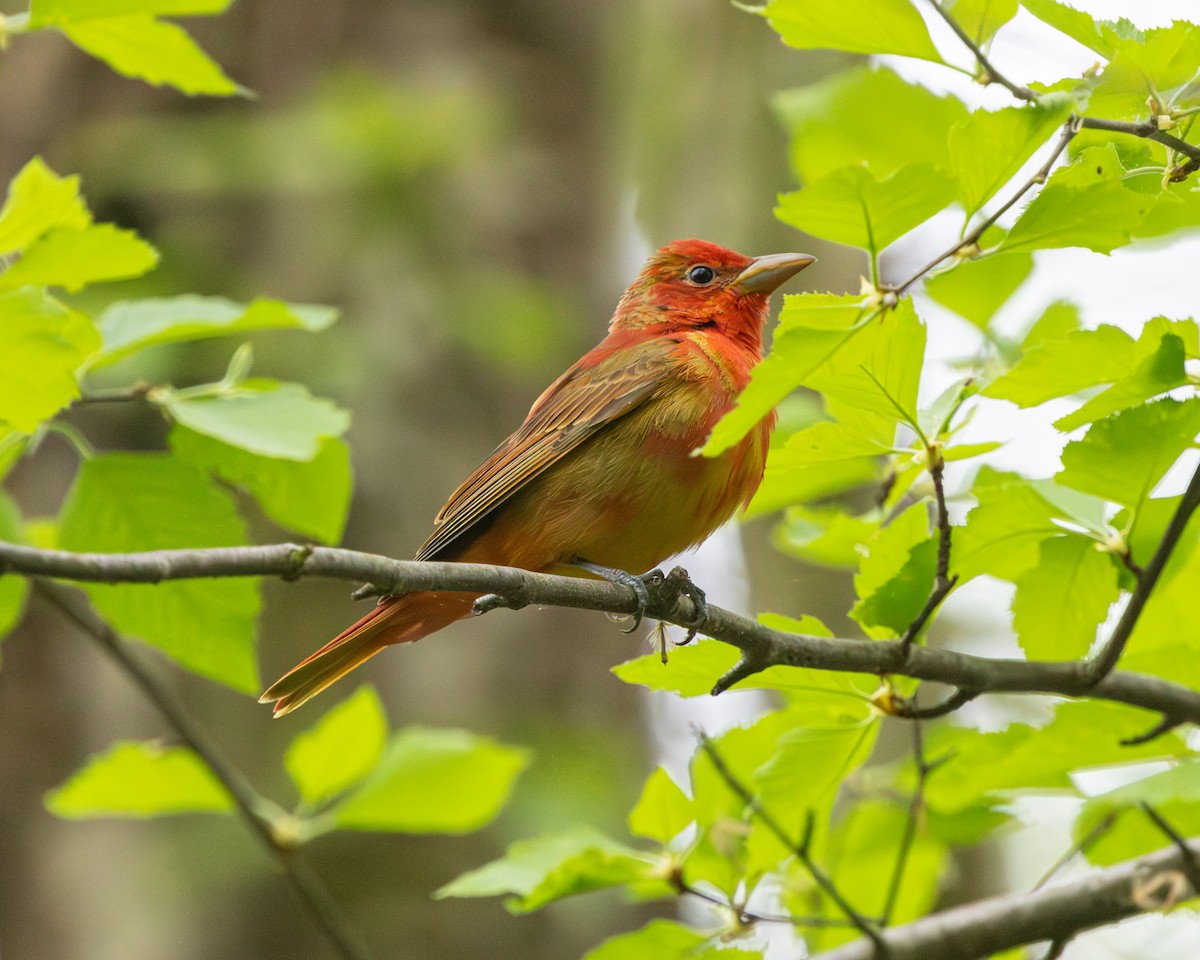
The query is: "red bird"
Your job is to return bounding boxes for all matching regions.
[262,239,814,715]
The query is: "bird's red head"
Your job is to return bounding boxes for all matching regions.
[612,239,814,350]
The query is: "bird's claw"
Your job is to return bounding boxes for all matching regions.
[664,566,708,644]
[573,559,661,633]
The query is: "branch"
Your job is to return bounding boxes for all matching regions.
[926,0,1034,102]
[810,836,1200,960]
[1087,458,1200,682]
[32,581,374,960]
[4,541,1200,724]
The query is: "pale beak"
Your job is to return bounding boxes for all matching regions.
[731,252,816,295]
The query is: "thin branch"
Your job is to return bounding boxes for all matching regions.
[894,687,978,720]
[1141,803,1200,895]
[33,581,374,960]
[4,541,1200,725]
[1031,812,1117,891]
[695,733,888,954]
[808,835,1200,960]
[669,873,855,929]
[899,448,957,654]
[1120,714,1184,747]
[1087,458,1200,683]
[1079,117,1200,181]
[926,0,1034,101]
[74,381,153,404]
[890,119,1080,296]
[879,719,940,927]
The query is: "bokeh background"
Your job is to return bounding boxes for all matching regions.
[0,3,854,958]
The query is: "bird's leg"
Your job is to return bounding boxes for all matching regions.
[662,566,709,645]
[571,559,663,633]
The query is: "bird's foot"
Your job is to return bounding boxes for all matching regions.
[662,566,708,645]
[572,559,660,633]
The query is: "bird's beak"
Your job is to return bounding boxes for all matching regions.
[731,252,816,295]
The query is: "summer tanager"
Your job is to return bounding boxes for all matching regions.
[262,239,814,715]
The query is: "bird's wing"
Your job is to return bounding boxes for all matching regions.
[415,340,683,562]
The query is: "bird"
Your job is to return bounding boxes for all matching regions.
[261,239,814,715]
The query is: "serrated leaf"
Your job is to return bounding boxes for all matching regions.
[0,157,87,255]
[95,295,336,365]
[1058,398,1200,510]
[1011,535,1121,659]
[777,164,957,253]
[925,252,1033,331]
[950,103,1070,217]
[703,293,868,456]
[0,288,101,432]
[332,726,529,834]
[46,741,233,818]
[60,15,238,96]
[0,223,158,292]
[1021,300,1081,349]
[159,380,349,461]
[774,65,968,181]
[582,920,760,960]
[762,0,943,62]
[1076,760,1200,866]
[285,687,388,807]
[628,768,693,844]
[612,639,741,697]
[983,324,1136,406]
[170,427,352,544]
[852,503,935,637]
[1053,332,1187,431]
[0,491,29,640]
[1019,0,1128,58]
[1000,147,1152,254]
[57,453,261,691]
[434,828,661,913]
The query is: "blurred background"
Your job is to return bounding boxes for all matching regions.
[0,2,855,958]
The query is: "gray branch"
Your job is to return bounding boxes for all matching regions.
[2,541,1199,724]
[811,836,1198,960]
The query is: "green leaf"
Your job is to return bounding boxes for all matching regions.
[0,288,101,432]
[1000,146,1152,254]
[924,252,1033,331]
[983,324,1136,406]
[776,505,881,568]
[1011,535,1121,660]
[94,295,337,366]
[60,15,238,96]
[945,0,1018,43]
[762,0,944,62]
[748,450,878,518]
[777,164,957,253]
[159,380,349,461]
[1021,300,1081,349]
[583,920,760,960]
[1058,398,1200,510]
[0,157,88,255]
[170,427,352,544]
[774,65,968,181]
[332,726,529,834]
[1053,331,1188,431]
[949,103,1070,217]
[923,700,1189,831]
[57,453,261,691]
[612,639,741,696]
[628,767,693,844]
[1076,760,1200,865]
[30,0,232,24]
[852,503,935,638]
[703,293,868,456]
[435,828,661,913]
[46,741,233,818]
[1019,0,1128,58]
[284,686,388,807]
[0,223,158,292]
[956,470,1070,582]
[0,491,29,640]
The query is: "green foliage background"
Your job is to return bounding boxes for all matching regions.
[3,0,1200,958]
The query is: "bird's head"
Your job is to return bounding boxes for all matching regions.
[612,238,815,348]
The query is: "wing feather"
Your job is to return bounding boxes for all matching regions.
[415,342,682,561]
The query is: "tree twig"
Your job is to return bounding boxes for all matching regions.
[926,0,1034,101]
[695,733,888,954]
[808,835,1200,960]
[1087,458,1200,683]
[32,580,375,960]
[899,448,957,654]
[3,540,1200,725]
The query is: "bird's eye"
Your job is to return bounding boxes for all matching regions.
[686,264,716,285]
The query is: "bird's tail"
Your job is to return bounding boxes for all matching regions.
[260,592,476,716]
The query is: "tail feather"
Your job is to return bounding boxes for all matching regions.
[261,592,476,716]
